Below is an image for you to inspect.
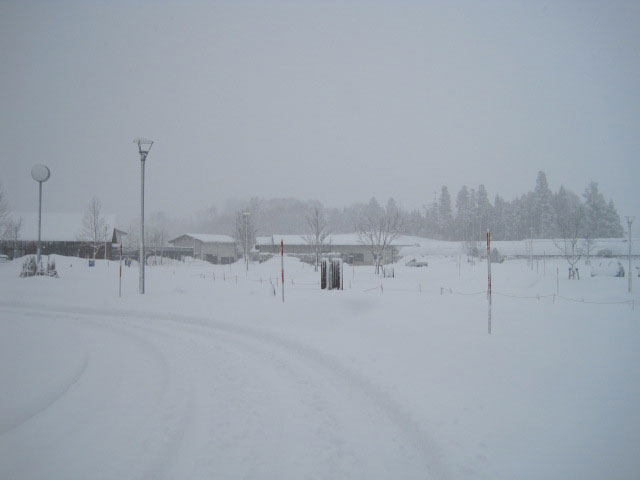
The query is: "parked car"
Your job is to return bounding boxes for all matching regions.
[0,254,9,263]
[406,259,428,267]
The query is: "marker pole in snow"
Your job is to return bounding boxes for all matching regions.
[119,243,123,297]
[281,240,285,302]
[626,216,634,293]
[487,231,492,297]
[487,230,492,335]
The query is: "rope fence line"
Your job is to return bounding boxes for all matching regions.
[185,270,636,309]
[446,289,486,296]
[363,284,382,293]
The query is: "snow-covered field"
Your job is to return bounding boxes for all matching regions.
[1,253,639,479]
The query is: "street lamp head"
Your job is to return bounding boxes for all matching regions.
[31,164,50,183]
[133,137,154,157]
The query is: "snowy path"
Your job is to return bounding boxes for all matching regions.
[0,302,447,479]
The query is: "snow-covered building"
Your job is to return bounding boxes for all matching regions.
[256,234,408,265]
[169,233,237,264]
[0,212,117,259]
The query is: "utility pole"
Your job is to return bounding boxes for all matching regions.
[626,216,634,293]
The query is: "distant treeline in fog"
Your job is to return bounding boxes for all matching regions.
[152,171,623,242]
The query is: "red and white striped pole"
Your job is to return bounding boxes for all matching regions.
[486,230,492,297]
[280,240,285,303]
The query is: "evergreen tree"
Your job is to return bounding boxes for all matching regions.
[503,200,519,240]
[604,199,624,237]
[492,195,507,240]
[366,196,382,217]
[424,202,439,239]
[438,186,453,239]
[513,193,535,241]
[533,171,554,238]
[476,184,492,238]
[455,186,471,240]
[553,186,582,236]
[406,208,425,237]
[468,188,478,240]
[583,182,608,238]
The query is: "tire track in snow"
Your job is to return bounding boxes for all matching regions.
[122,319,348,479]
[138,317,448,479]
[0,336,88,435]
[0,306,180,480]
[1,301,450,479]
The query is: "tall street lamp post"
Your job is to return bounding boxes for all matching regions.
[134,138,153,294]
[31,164,50,268]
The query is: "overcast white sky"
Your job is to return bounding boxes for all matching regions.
[1,0,638,226]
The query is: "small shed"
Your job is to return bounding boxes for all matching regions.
[169,233,237,264]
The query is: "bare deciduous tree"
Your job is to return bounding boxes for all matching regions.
[356,202,402,274]
[147,225,168,264]
[554,201,587,279]
[124,221,140,250]
[4,217,22,257]
[79,197,110,259]
[234,211,258,260]
[147,212,170,263]
[304,207,330,271]
[0,184,9,234]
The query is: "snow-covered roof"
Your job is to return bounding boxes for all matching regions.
[256,234,410,246]
[11,212,116,242]
[169,233,235,244]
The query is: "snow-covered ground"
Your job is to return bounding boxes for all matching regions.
[1,252,638,479]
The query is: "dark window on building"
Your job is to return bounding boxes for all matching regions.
[349,253,364,263]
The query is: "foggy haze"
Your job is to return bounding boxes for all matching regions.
[1,1,638,226]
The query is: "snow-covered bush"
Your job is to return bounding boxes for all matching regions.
[464,240,480,258]
[590,260,624,277]
[20,256,37,277]
[489,248,504,263]
[46,257,58,277]
[19,255,58,277]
